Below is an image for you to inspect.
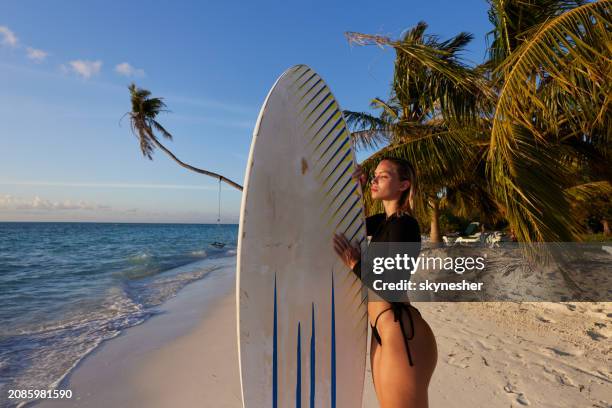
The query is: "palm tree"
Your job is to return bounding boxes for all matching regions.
[345,0,611,243]
[126,83,243,191]
[345,22,498,242]
[485,0,611,242]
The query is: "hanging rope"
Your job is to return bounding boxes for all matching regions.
[210,177,226,248]
[217,177,222,224]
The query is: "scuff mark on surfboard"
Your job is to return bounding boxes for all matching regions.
[301,157,309,174]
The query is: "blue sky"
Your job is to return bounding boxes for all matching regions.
[0,0,492,223]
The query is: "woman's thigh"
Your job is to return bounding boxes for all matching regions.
[370,302,438,408]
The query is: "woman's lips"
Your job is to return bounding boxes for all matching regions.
[371,187,378,192]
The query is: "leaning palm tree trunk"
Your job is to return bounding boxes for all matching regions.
[127,83,243,191]
[151,135,243,191]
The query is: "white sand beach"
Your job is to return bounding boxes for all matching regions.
[33,257,610,408]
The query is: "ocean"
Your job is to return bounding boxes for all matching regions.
[0,222,237,406]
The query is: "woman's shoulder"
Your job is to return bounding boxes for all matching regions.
[366,213,386,222]
[392,212,419,226]
[388,213,421,237]
[367,212,419,227]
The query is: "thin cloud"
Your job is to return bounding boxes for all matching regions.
[0,194,107,211]
[26,47,48,63]
[0,26,18,47]
[64,59,102,79]
[115,62,145,77]
[0,181,220,190]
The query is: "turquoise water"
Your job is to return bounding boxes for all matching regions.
[0,222,237,405]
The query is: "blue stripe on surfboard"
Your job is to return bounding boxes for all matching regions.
[328,184,358,220]
[296,322,302,408]
[311,115,343,152]
[318,147,350,179]
[313,118,343,153]
[310,303,315,408]
[319,133,349,170]
[326,184,357,220]
[322,159,353,199]
[343,209,361,235]
[290,66,310,87]
[299,79,323,103]
[307,100,336,131]
[316,127,346,162]
[325,174,353,201]
[298,73,317,91]
[348,220,365,242]
[323,146,353,184]
[323,158,352,189]
[331,274,336,408]
[309,109,342,145]
[300,85,327,116]
[273,275,278,408]
[303,93,331,123]
[335,197,359,229]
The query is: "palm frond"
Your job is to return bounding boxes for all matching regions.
[345,31,479,89]
[485,0,588,68]
[152,120,173,141]
[487,124,583,242]
[343,110,392,150]
[491,1,611,144]
[370,97,399,120]
[346,28,494,127]
[487,1,611,242]
[565,180,612,202]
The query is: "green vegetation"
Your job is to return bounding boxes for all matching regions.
[346,0,611,243]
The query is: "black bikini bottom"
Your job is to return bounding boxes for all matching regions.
[371,302,421,366]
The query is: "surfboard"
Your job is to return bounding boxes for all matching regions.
[237,65,368,408]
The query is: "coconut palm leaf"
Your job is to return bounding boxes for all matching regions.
[487,0,611,241]
[486,0,587,69]
[488,125,584,243]
[343,110,392,150]
[370,97,400,121]
[565,180,612,202]
[346,29,483,91]
[347,25,493,128]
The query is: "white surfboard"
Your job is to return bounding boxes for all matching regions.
[237,65,368,408]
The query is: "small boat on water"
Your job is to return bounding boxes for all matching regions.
[210,241,226,249]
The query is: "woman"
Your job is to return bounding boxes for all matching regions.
[332,158,438,408]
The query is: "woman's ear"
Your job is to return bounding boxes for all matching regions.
[400,180,411,192]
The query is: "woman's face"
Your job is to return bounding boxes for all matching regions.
[370,160,410,201]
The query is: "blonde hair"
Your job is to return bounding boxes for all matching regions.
[381,157,417,216]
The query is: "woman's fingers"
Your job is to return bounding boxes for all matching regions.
[332,234,348,251]
[333,233,361,269]
[333,233,359,255]
[332,235,346,253]
[333,233,350,246]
